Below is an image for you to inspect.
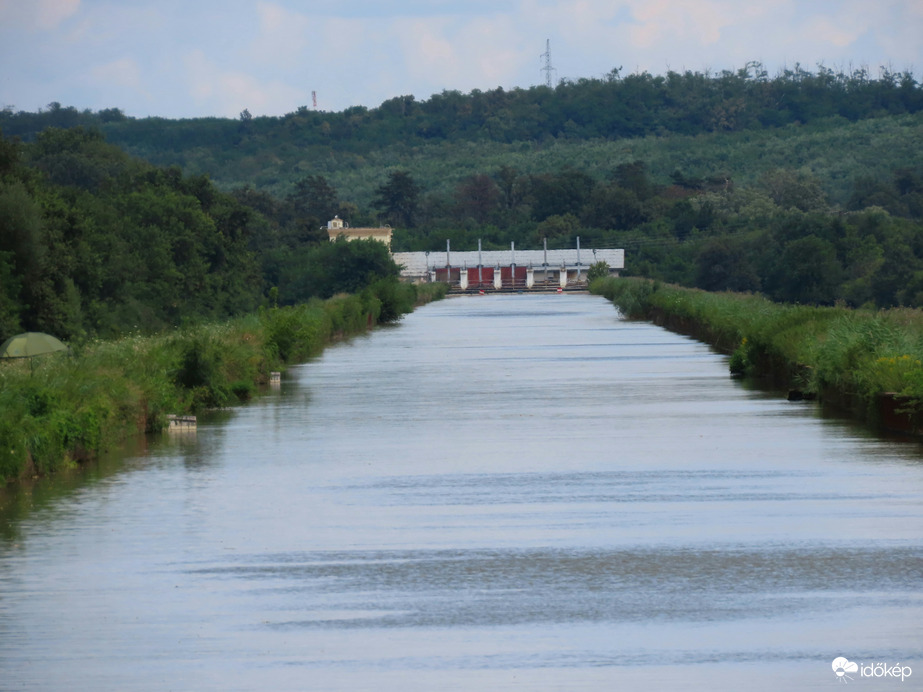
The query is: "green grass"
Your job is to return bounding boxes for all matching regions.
[0,279,446,484]
[591,277,923,428]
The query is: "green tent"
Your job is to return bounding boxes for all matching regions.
[0,332,68,370]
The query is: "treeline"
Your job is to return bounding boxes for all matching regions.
[4,62,921,150]
[568,160,923,309]
[1,63,921,198]
[0,127,404,342]
[251,154,923,309]
[6,124,922,327]
[3,62,923,328]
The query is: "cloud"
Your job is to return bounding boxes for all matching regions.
[276,0,517,19]
[627,0,736,48]
[395,17,460,86]
[0,0,81,31]
[2,0,921,118]
[463,17,527,83]
[183,49,306,117]
[249,2,312,67]
[805,17,862,49]
[89,57,144,90]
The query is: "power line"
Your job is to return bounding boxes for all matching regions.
[540,39,556,88]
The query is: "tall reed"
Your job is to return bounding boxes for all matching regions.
[0,279,446,484]
[590,277,923,430]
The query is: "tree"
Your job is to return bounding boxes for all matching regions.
[374,170,420,227]
[0,180,46,332]
[610,160,655,200]
[583,185,647,230]
[587,261,610,283]
[495,165,525,211]
[288,174,339,227]
[529,168,595,221]
[0,127,21,175]
[760,169,828,213]
[534,213,580,246]
[772,235,843,304]
[695,238,761,292]
[455,173,500,225]
[0,249,22,337]
[279,237,399,302]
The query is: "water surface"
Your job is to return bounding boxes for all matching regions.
[1,294,921,691]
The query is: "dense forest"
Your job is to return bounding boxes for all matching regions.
[0,128,400,341]
[2,62,923,342]
[3,62,921,198]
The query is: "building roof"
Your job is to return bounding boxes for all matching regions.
[392,249,624,277]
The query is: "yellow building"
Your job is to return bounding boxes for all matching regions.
[326,216,392,249]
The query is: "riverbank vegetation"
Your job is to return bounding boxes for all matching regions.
[1,107,451,485]
[0,280,446,484]
[3,62,923,477]
[591,277,923,433]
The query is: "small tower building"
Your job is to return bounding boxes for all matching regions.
[325,216,392,250]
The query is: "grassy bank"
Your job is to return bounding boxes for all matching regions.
[590,277,923,434]
[0,280,447,484]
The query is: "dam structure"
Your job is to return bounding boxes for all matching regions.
[393,240,624,292]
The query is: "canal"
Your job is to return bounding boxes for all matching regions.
[1,294,921,691]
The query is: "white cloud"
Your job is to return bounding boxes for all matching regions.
[183,49,306,117]
[397,17,461,84]
[36,0,81,29]
[89,57,143,90]
[2,0,921,117]
[628,0,735,47]
[0,0,81,31]
[250,2,312,67]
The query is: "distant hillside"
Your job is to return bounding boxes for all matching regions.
[3,63,923,318]
[2,63,921,204]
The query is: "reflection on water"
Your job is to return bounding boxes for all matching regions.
[191,544,922,628]
[1,295,922,692]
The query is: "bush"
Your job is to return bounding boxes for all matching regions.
[173,335,230,410]
[592,278,923,428]
[367,276,417,323]
[587,261,610,283]
[0,285,447,484]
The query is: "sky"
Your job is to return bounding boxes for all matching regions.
[1,0,921,119]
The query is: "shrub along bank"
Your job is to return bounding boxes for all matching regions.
[0,279,447,484]
[590,277,923,435]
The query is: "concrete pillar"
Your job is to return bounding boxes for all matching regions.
[559,266,568,288]
[526,267,534,288]
[494,267,502,290]
[459,268,468,290]
[478,238,483,287]
[576,236,581,282]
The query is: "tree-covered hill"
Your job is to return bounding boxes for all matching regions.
[2,62,923,320]
[2,62,921,200]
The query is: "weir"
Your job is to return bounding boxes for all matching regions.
[393,239,624,292]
